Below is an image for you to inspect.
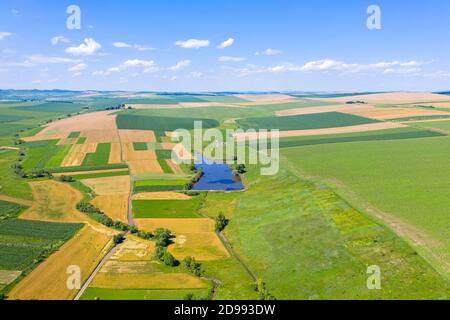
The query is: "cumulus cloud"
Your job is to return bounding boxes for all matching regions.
[68,63,87,72]
[218,56,245,62]
[65,38,101,56]
[217,38,235,49]
[0,32,12,40]
[256,48,283,56]
[175,39,210,49]
[168,59,191,71]
[113,42,154,51]
[51,36,70,46]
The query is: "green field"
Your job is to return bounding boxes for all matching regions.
[205,161,450,299]
[81,288,211,300]
[82,143,111,167]
[411,120,450,133]
[260,127,445,149]
[133,197,203,219]
[281,135,450,278]
[158,159,173,174]
[134,179,188,193]
[133,142,148,151]
[0,219,82,271]
[69,170,129,180]
[14,102,86,113]
[47,163,128,174]
[76,137,87,144]
[0,201,26,221]
[68,132,81,139]
[0,150,33,200]
[237,112,380,131]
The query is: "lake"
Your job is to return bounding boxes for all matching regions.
[192,156,245,191]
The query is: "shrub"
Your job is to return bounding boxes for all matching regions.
[113,233,125,244]
[183,256,203,277]
[215,213,229,232]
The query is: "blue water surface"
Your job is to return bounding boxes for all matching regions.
[192,156,244,191]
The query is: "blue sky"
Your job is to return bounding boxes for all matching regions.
[1,0,450,92]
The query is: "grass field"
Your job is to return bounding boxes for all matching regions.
[411,119,450,133]
[237,112,380,131]
[205,161,450,299]
[81,288,211,300]
[133,142,148,151]
[281,135,450,278]
[0,150,33,200]
[132,196,203,219]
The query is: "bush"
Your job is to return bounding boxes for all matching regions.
[154,228,174,247]
[113,233,125,244]
[183,256,203,277]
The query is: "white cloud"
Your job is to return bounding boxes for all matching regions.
[28,55,82,64]
[256,48,283,56]
[113,42,154,51]
[65,38,101,56]
[218,56,245,62]
[51,36,70,46]
[2,49,16,54]
[0,32,12,40]
[68,63,87,72]
[217,38,235,49]
[168,59,191,71]
[95,59,157,76]
[175,39,210,49]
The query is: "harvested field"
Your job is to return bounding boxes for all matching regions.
[235,122,407,140]
[81,176,130,195]
[109,236,155,261]
[8,226,112,300]
[135,218,229,261]
[0,270,21,288]
[132,192,192,200]
[20,180,86,222]
[108,143,122,164]
[61,143,97,167]
[24,111,119,142]
[126,104,181,109]
[122,142,157,161]
[82,130,120,144]
[340,107,450,120]
[90,272,208,290]
[57,137,77,145]
[314,92,450,104]
[119,130,156,143]
[166,159,183,174]
[128,160,163,175]
[92,194,129,223]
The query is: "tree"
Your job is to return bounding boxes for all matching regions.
[154,228,173,247]
[183,256,203,276]
[215,213,229,232]
[163,250,178,267]
[113,233,125,245]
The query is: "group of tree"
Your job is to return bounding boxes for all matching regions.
[153,228,179,267]
[105,104,127,111]
[182,256,203,277]
[215,212,229,232]
[185,170,204,190]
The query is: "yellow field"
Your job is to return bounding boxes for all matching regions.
[128,160,163,175]
[92,194,129,223]
[119,130,156,143]
[109,236,155,261]
[61,143,97,167]
[23,111,119,142]
[82,130,120,143]
[340,106,450,120]
[53,168,128,177]
[132,192,191,200]
[122,142,157,161]
[135,218,229,261]
[8,226,113,300]
[314,91,450,104]
[90,272,208,289]
[81,176,131,195]
[108,143,122,164]
[20,180,86,222]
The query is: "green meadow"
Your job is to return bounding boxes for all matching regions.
[81,288,211,300]
[281,135,450,278]
[134,179,188,193]
[133,197,203,219]
[82,143,111,167]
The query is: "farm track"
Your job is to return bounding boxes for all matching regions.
[74,240,124,300]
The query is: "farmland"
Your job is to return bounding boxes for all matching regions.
[0,91,449,301]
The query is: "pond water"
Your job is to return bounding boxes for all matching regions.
[192,155,244,191]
